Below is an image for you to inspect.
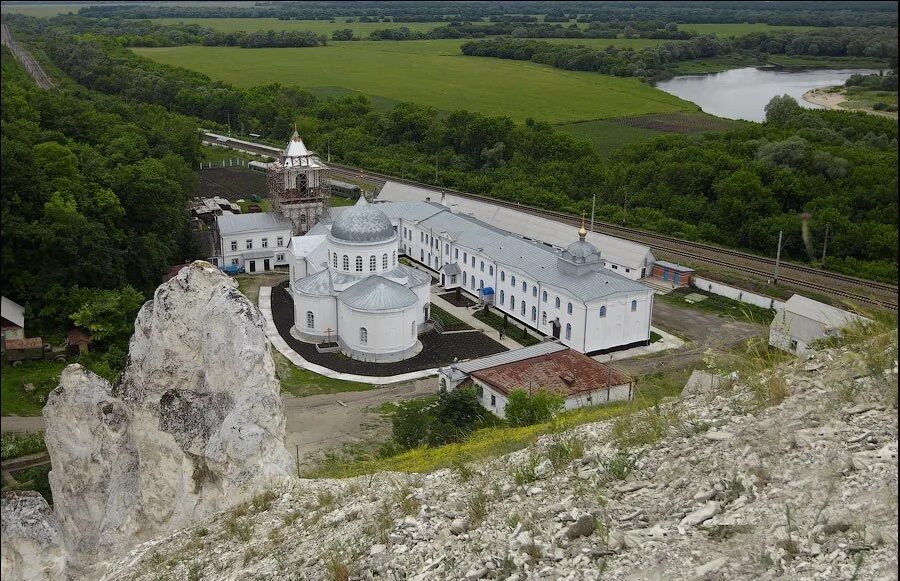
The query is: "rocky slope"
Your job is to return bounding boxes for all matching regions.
[3,262,295,578]
[97,333,898,581]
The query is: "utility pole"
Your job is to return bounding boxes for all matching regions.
[590,192,596,233]
[227,113,231,137]
[822,223,830,261]
[773,229,783,285]
[434,152,439,185]
[327,139,331,163]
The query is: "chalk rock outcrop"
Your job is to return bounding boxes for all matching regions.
[0,491,65,581]
[43,261,294,572]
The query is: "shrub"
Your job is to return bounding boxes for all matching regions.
[505,388,564,427]
[391,387,485,449]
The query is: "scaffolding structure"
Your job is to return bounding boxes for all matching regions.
[266,135,330,235]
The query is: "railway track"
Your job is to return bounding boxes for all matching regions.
[202,132,898,311]
[1,21,55,89]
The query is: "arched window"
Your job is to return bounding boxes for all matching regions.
[489,266,493,275]
[521,302,525,316]
[567,302,573,315]
[333,254,338,268]
[463,272,467,285]
[500,271,505,282]
[480,260,484,272]
[382,253,388,269]
[510,296,515,310]
[532,286,537,297]
[599,306,607,318]
[522,281,526,292]
[511,275,516,287]
[359,327,368,344]
[420,249,424,261]
[500,290,505,304]
[479,279,484,289]
[565,324,572,340]
[555,297,560,308]
[343,255,349,270]
[631,300,637,312]
[306,311,314,329]
[356,256,363,272]
[471,257,475,267]
[369,256,376,271]
[471,278,476,290]
[531,306,537,321]
[542,311,547,325]
[542,290,548,303]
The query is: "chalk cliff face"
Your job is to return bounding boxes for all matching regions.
[0,491,65,581]
[42,261,294,572]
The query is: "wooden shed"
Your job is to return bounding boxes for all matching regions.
[67,328,92,356]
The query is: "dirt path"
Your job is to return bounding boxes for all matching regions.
[0,417,46,433]
[613,300,766,377]
[283,378,435,471]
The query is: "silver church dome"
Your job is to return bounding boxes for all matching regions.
[330,198,395,243]
[564,239,599,261]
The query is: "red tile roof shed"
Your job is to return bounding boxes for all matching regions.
[469,349,631,398]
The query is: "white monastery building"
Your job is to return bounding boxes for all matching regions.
[215,213,294,273]
[290,198,655,358]
[287,198,432,363]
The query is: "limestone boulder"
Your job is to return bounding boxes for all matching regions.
[0,491,65,581]
[43,261,294,572]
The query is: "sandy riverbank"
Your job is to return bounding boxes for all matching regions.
[803,86,898,118]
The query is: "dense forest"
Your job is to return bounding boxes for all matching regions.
[0,48,199,371]
[462,27,898,80]
[9,20,896,283]
[78,1,899,28]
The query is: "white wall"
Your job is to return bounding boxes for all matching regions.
[583,292,653,353]
[292,294,337,341]
[337,304,419,359]
[693,276,784,311]
[327,236,399,280]
[564,383,633,410]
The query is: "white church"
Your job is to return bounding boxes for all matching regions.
[287,197,432,363]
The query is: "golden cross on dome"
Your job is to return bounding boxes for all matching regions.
[579,210,587,240]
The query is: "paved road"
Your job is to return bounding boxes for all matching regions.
[0,417,45,433]
[283,378,435,470]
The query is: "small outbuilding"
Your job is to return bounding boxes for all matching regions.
[67,328,92,356]
[649,261,694,288]
[438,342,633,419]
[769,294,868,356]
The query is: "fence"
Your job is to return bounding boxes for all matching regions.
[198,159,250,170]
[692,276,785,311]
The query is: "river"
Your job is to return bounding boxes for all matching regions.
[656,67,880,122]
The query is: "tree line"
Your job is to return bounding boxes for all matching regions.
[462,27,897,80]
[367,20,697,42]
[0,46,199,373]
[77,1,898,28]
[4,15,327,49]
[9,17,898,285]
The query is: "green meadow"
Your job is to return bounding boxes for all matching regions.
[133,41,696,123]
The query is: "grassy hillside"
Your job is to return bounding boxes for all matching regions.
[133,42,696,123]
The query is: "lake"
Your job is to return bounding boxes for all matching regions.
[656,67,879,122]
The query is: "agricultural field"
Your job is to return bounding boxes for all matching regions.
[557,112,739,158]
[133,42,697,123]
[0,2,93,17]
